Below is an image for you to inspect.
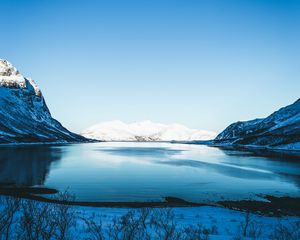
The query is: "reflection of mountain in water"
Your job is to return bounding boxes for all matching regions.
[101,147,183,158]
[0,145,63,186]
[219,148,300,188]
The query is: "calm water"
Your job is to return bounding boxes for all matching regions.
[0,142,299,203]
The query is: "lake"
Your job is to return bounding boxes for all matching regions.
[0,142,299,203]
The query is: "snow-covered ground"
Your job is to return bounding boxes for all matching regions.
[81,120,217,141]
[74,205,299,239]
[1,196,299,240]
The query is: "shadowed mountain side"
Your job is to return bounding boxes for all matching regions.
[0,59,87,143]
[213,99,300,151]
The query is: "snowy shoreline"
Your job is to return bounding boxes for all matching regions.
[0,186,299,217]
[1,196,299,240]
[1,140,300,152]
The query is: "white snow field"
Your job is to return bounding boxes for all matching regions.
[1,197,299,240]
[73,206,299,240]
[82,120,217,141]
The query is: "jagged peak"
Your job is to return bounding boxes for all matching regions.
[0,59,21,77]
[0,59,41,96]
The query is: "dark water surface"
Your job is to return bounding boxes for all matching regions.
[0,142,299,202]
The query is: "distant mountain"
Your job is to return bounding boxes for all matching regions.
[0,59,86,143]
[81,120,217,141]
[214,99,300,150]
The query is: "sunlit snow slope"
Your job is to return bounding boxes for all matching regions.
[81,120,217,141]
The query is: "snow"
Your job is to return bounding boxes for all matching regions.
[0,59,21,77]
[275,142,300,151]
[214,98,300,151]
[1,196,299,240]
[0,59,84,143]
[81,120,217,141]
[73,206,299,239]
[0,59,40,96]
[0,59,25,87]
[268,112,300,132]
[27,77,42,96]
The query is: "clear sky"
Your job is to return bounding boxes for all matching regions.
[1,0,299,133]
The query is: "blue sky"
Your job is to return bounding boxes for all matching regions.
[1,0,299,133]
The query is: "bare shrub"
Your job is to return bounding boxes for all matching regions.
[107,208,151,240]
[81,217,105,240]
[269,220,300,240]
[0,196,218,240]
[84,208,216,240]
[54,191,76,240]
[150,208,182,240]
[17,199,58,240]
[0,196,20,240]
[210,225,218,235]
[234,211,262,240]
[16,191,75,240]
[181,224,211,240]
[8,195,297,240]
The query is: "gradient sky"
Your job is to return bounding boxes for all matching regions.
[1,0,299,133]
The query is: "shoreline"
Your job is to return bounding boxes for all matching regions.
[0,140,97,147]
[1,140,299,156]
[170,140,300,158]
[0,187,299,217]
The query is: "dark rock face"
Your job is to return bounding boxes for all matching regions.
[0,59,86,144]
[214,99,300,150]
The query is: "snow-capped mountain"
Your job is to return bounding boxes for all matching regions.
[0,59,86,143]
[81,120,217,141]
[214,99,300,150]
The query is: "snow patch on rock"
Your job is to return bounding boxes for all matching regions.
[0,59,41,96]
[0,58,85,143]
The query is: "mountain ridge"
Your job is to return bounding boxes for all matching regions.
[213,98,300,150]
[0,59,86,144]
[81,120,217,141]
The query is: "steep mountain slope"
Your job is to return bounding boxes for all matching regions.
[81,120,217,141]
[214,99,300,150]
[0,59,86,143]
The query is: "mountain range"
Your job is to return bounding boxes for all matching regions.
[0,59,299,151]
[81,120,217,141]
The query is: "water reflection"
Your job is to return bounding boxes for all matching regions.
[154,159,274,180]
[0,142,299,202]
[100,147,183,157]
[0,145,63,186]
[218,148,300,187]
